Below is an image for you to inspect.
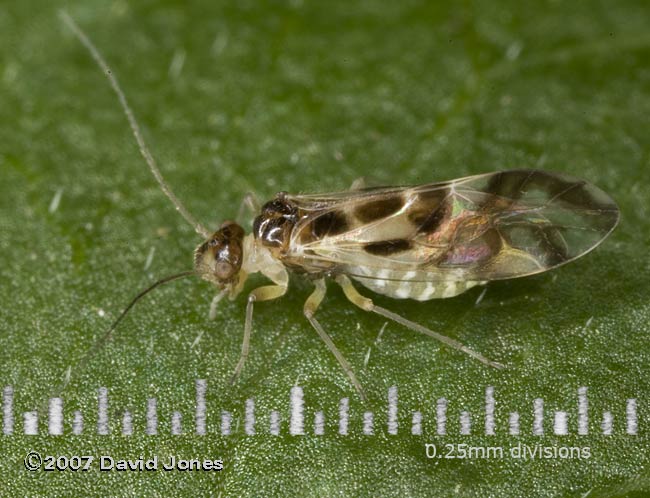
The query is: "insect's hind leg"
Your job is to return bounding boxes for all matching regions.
[304,279,367,401]
[229,284,287,385]
[335,275,505,369]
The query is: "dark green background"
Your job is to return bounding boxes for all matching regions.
[1,0,649,496]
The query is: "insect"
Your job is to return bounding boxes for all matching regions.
[62,13,620,400]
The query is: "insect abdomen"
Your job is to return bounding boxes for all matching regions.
[349,267,484,301]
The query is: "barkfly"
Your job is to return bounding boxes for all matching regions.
[61,13,619,400]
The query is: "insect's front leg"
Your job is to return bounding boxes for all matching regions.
[335,275,505,369]
[229,284,288,385]
[236,192,261,225]
[209,289,228,320]
[304,279,367,401]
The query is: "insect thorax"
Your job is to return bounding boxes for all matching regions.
[253,193,299,256]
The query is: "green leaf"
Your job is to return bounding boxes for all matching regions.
[2,1,649,496]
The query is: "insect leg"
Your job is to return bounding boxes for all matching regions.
[236,192,261,224]
[335,275,505,369]
[209,289,228,320]
[304,279,367,401]
[229,284,288,385]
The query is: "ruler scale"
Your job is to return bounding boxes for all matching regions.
[2,384,639,437]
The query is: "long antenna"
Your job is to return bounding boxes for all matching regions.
[52,270,196,397]
[59,11,211,239]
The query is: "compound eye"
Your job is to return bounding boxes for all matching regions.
[215,261,234,280]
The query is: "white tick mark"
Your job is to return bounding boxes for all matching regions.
[578,387,588,435]
[220,411,231,435]
[314,411,325,435]
[2,386,14,435]
[554,411,568,435]
[146,398,157,435]
[195,379,207,435]
[24,411,38,435]
[269,410,280,436]
[627,399,637,435]
[388,386,398,435]
[509,412,520,435]
[485,386,495,435]
[436,398,447,435]
[171,411,182,435]
[48,397,63,435]
[363,411,374,435]
[72,410,83,435]
[290,386,304,435]
[97,387,109,435]
[245,398,255,435]
[121,410,133,435]
[338,397,349,435]
[601,411,613,435]
[460,411,471,435]
[533,398,544,435]
[411,411,422,435]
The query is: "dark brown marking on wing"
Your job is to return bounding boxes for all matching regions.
[407,189,450,233]
[482,170,606,213]
[548,180,595,210]
[416,202,450,234]
[310,210,349,238]
[354,195,404,223]
[480,170,535,211]
[364,239,413,256]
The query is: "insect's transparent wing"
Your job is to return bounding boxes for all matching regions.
[288,169,619,282]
